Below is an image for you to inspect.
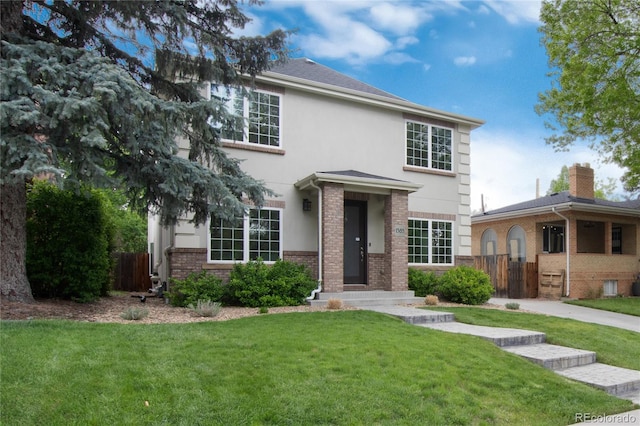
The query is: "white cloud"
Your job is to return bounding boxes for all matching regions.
[454,56,477,66]
[482,0,541,25]
[384,52,419,65]
[396,35,419,50]
[470,129,625,213]
[369,2,432,35]
[423,63,432,72]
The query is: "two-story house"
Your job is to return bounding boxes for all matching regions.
[149,58,484,303]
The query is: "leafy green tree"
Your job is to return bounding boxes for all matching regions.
[536,0,639,194]
[547,165,619,200]
[0,1,289,302]
[100,188,148,254]
[26,182,111,302]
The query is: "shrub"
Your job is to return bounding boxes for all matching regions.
[505,302,520,310]
[168,271,224,307]
[226,258,318,307]
[408,268,440,297]
[26,182,112,302]
[424,295,439,306]
[258,306,269,314]
[326,298,343,310]
[120,307,149,321]
[438,266,494,305]
[188,300,222,317]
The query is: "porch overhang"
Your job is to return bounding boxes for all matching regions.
[295,170,423,195]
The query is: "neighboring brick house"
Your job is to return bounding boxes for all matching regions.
[149,58,484,300]
[471,163,640,299]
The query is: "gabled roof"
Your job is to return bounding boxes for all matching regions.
[472,191,640,222]
[259,58,485,129]
[268,58,404,101]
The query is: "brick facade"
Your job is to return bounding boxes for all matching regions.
[384,190,409,291]
[321,183,345,292]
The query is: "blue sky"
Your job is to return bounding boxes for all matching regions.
[238,0,627,212]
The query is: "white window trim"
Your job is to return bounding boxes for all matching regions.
[408,218,455,266]
[404,120,454,171]
[207,207,284,264]
[213,87,283,149]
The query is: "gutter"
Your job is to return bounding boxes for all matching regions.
[552,207,570,297]
[306,180,323,301]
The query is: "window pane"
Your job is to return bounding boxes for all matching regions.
[210,217,244,261]
[406,122,429,168]
[249,209,281,261]
[408,219,429,264]
[249,92,280,147]
[431,127,452,171]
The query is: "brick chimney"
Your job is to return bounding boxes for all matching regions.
[569,163,594,199]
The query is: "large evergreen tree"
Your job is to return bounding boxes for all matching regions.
[0,1,289,302]
[536,0,640,194]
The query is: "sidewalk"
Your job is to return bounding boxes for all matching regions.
[489,298,640,333]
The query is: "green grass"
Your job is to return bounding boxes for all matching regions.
[426,307,640,370]
[2,311,636,425]
[565,297,640,316]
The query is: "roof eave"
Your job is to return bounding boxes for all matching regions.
[472,202,640,223]
[257,72,485,130]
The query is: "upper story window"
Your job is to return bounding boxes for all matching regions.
[212,87,281,148]
[408,218,453,265]
[406,121,453,171]
[209,207,282,263]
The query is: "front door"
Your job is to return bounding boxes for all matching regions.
[344,200,367,284]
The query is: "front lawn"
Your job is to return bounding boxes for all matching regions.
[565,297,640,317]
[1,311,635,425]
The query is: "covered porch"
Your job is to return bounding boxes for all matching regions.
[295,170,422,301]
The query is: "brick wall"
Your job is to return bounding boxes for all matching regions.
[569,163,594,199]
[321,183,344,292]
[367,253,386,290]
[167,248,207,282]
[384,190,409,291]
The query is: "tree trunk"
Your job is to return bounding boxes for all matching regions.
[1,180,35,303]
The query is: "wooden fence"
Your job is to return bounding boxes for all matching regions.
[113,253,151,292]
[473,255,538,299]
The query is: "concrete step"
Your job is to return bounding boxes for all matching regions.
[420,322,547,347]
[367,306,455,324]
[309,291,423,308]
[556,363,640,398]
[502,344,596,370]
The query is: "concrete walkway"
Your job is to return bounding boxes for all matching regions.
[489,298,640,333]
[367,305,640,424]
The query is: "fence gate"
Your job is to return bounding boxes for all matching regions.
[474,255,538,299]
[113,253,151,292]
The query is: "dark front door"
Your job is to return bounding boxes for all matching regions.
[344,200,367,284]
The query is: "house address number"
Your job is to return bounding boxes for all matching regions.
[394,226,406,237]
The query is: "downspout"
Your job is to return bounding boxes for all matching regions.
[552,207,570,297]
[163,224,175,291]
[306,181,323,301]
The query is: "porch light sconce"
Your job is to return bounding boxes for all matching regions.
[302,198,312,212]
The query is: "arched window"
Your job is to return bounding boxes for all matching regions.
[507,225,526,262]
[481,229,497,256]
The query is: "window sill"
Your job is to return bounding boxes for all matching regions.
[403,166,455,177]
[222,141,285,155]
